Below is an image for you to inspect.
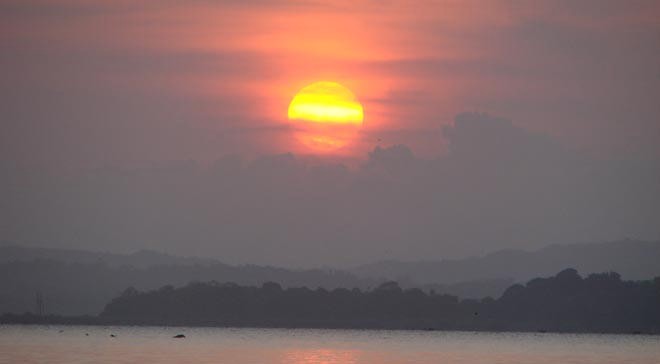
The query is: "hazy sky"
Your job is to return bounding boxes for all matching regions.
[1,0,659,267]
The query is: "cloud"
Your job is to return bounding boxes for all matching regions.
[2,113,658,267]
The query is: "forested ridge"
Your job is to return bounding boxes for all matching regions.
[3,268,658,334]
[97,268,660,333]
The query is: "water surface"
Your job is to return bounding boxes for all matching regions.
[1,325,658,363]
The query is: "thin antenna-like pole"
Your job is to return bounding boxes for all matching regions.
[35,292,45,316]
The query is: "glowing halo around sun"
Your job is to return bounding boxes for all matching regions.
[288,81,364,152]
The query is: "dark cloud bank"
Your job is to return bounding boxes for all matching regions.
[2,113,659,267]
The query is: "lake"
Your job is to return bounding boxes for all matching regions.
[1,325,659,363]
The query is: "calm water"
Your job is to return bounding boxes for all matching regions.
[1,325,659,364]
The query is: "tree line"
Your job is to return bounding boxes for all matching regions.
[97,268,659,333]
[2,268,659,334]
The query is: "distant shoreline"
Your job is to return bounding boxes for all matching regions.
[2,313,657,336]
[4,269,658,336]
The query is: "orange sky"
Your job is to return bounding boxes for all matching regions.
[2,0,660,165]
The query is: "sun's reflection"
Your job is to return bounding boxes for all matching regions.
[281,349,360,364]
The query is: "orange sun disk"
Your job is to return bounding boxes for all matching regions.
[288,81,364,152]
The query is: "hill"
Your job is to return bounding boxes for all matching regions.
[353,240,660,285]
[0,245,214,268]
[0,248,366,315]
[92,269,660,333]
[3,240,658,315]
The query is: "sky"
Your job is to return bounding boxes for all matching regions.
[1,0,659,267]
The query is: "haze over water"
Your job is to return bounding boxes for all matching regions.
[2,325,659,364]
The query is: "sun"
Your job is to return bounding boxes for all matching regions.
[288,82,364,124]
[288,81,364,151]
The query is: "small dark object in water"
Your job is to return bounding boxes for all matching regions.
[58,330,64,333]
[85,333,89,336]
[473,312,479,316]
[110,334,116,337]
[632,330,642,335]
[173,334,186,338]
[423,327,435,331]
[537,329,547,333]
